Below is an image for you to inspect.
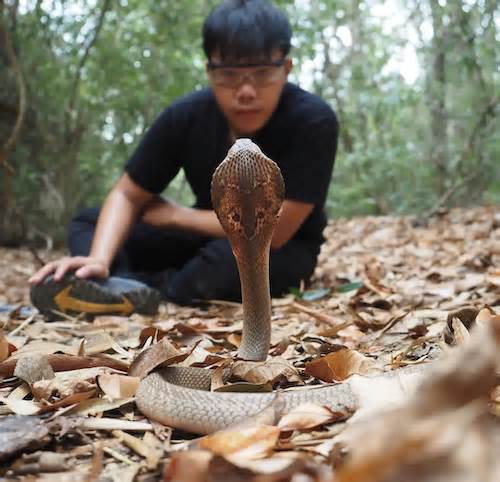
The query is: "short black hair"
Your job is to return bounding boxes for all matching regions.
[202,0,292,62]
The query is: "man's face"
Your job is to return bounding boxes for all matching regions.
[207,49,292,138]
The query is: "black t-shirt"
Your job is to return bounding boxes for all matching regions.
[126,82,338,252]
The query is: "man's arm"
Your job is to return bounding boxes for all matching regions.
[140,196,313,250]
[29,173,153,283]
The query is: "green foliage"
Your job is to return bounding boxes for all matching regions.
[0,0,498,244]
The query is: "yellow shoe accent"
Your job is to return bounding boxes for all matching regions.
[54,285,134,315]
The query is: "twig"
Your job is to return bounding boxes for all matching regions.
[72,417,153,432]
[8,313,36,336]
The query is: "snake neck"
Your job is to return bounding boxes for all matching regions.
[235,245,272,361]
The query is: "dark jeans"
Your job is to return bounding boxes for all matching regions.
[68,207,319,305]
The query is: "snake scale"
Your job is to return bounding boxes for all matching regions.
[135,139,426,434]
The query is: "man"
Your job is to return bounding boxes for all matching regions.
[29,0,338,317]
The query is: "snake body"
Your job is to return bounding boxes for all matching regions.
[135,139,425,433]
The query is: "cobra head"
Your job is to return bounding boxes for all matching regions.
[211,139,285,260]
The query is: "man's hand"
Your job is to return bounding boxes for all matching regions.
[28,256,110,284]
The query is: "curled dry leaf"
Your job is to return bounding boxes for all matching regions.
[0,330,8,362]
[231,356,302,386]
[305,348,379,382]
[199,425,280,460]
[476,307,500,328]
[97,374,140,400]
[447,318,470,345]
[128,337,189,378]
[277,402,342,431]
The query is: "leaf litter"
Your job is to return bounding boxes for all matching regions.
[0,205,499,480]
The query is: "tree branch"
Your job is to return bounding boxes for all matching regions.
[66,0,112,126]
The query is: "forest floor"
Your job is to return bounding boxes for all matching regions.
[0,205,499,481]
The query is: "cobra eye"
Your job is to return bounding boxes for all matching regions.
[231,212,241,223]
[257,211,265,219]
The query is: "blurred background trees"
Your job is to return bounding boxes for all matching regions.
[1,0,498,245]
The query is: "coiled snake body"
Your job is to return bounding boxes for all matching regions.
[135,139,423,434]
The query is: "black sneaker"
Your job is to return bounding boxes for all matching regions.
[30,274,161,318]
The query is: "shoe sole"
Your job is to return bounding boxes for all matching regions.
[30,274,160,318]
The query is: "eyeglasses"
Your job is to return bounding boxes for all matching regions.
[207,59,286,88]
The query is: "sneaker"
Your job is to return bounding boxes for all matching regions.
[30,274,161,318]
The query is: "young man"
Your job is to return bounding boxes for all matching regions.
[29,0,338,317]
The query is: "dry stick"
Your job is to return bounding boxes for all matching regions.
[74,417,153,432]
[292,301,352,331]
[8,314,36,337]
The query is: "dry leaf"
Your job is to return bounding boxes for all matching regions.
[305,349,379,382]
[0,397,41,415]
[0,330,9,362]
[32,376,96,400]
[199,425,280,459]
[128,337,189,378]
[231,356,302,386]
[277,402,341,431]
[70,396,134,416]
[81,332,116,355]
[97,374,140,400]
[476,307,500,328]
[452,318,471,344]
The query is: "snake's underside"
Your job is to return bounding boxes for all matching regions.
[135,139,428,434]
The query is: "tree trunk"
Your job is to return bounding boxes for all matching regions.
[428,0,448,194]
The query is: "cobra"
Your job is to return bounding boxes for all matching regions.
[135,139,425,434]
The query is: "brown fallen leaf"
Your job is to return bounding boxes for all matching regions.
[476,306,500,327]
[231,356,302,386]
[277,402,344,431]
[32,375,96,401]
[199,425,280,459]
[305,348,379,382]
[97,374,140,400]
[0,330,9,362]
[128,337,190,378]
